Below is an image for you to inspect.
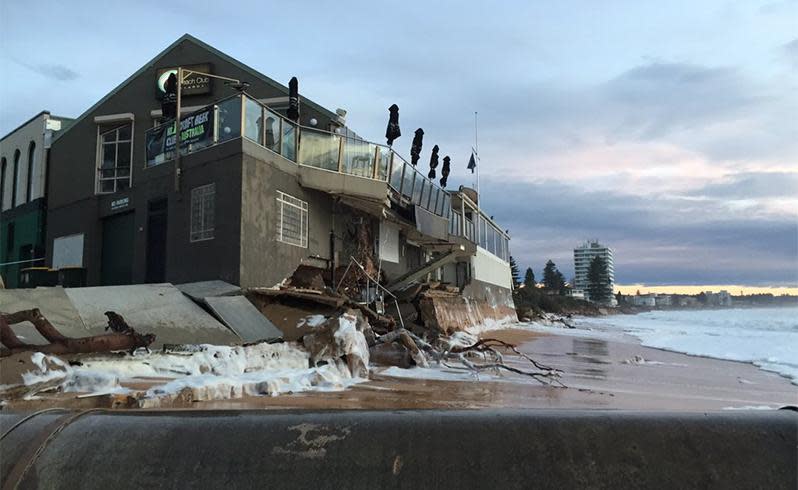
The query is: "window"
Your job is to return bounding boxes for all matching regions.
[0,157,6,210]
[190,183,215,242]
[97,123,132,194]
[12,149,20,207]
[276,191,308,248]
[26,142,35,202]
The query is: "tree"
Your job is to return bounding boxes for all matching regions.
[509,256,521,289]
[542,260,565,293]
[556,271,568,295]
[523,267,535,289]
[587,256,612,303]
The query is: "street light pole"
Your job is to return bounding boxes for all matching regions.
[172,68,248,193]
[174,67,183,192]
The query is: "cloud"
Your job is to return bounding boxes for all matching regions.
[690,171,798,199]
[481,178,798,285]
[13,59,79,81]
[782,38,798,68]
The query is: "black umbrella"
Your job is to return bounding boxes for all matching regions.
[439,155,451,188]
[410,128,424,166]
[161,73,178,120]
[427,145,439,179]
[385,104,401,145]
[287,77,300,122]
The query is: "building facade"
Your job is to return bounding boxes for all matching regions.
[40,35,516,323]
[573,240,615,303]
[0,112,72,287]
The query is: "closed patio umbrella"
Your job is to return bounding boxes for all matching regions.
[287,77,300,122]
[439,155,451,188]
[410,128,424,165]
[385,104,401,146]
[428,145,439,179]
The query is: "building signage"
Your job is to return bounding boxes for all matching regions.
[110,197,129,211]
[146,108,215,166]
[156,64,212,97]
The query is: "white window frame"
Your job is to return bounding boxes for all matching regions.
[95,122,134,194]
[276,190,308,248]
[190,183,215,242]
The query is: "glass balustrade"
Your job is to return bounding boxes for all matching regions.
[377,146,391,181]
[218,97,242,143]
[263,109,281,154]
[244,97,262,144]
[299,128,341,171]
[341,138,376,178]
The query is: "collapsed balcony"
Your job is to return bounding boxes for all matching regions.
[144,94,510,264]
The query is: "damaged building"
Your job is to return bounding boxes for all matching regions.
[34,34,516,329]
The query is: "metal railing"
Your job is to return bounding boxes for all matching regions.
[144,93,508,260]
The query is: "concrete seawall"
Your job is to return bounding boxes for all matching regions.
[2,409,796,489]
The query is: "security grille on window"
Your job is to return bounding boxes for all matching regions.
[190,184,215,242]
[276,191,308,248]
[97,124,132,194]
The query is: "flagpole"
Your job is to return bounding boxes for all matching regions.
[474,111,480,212]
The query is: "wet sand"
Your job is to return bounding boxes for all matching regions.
[201,327,796,411]
[3,326,796,411]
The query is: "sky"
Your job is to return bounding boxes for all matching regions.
[1,0,796,291]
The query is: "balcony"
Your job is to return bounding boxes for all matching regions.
[144,94,510,262]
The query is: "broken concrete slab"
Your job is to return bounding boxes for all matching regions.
[64,284,240,347]
[0,287,87,344]
[204,296,283,343]
[175,280,241,301]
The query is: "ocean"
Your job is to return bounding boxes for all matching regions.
[573,307,798,385]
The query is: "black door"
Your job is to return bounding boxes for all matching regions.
[101,212,135,285]
[146,199,168,283]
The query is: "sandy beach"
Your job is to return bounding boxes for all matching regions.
[193,326,797,411]
[5,324,794,412]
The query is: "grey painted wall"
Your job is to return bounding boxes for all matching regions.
[45,37,336,286]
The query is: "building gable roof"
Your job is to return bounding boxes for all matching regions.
[54,33,336,142]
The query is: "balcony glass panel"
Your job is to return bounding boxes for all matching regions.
[299,128,340,171]
[263,109,281,153]
[389,153,403,190]
[342,138,375,178]
[244,97,262,144]
[412,171,424,205]
[377,146,391,181]
[282,121,297,161]
[443,194,451,219]
[401,162,414,199]
[433,185,442,213]
[218,97,242,143]
[420,180,430,209]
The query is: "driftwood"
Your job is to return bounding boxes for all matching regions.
[376,328,564,386]
[0,309,155,358]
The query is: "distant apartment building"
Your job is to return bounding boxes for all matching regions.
[632,294,657,307]
[573,240,615,303]
[703,290,733,307]
[0,112,72,287]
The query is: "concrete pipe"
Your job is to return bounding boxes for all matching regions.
[1,409,796,489]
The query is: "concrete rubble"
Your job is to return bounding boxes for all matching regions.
[0,265,556,410]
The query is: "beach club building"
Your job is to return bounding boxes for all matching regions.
[36,34,516,324]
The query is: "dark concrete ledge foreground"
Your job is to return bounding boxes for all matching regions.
[2,409,796,489]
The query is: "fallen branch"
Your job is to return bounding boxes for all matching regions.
[0,309,155,358]
[375,328,564,386]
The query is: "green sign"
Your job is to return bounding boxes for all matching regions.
[146,108,215,167]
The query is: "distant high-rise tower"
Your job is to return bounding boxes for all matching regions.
[573,240,615,301]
